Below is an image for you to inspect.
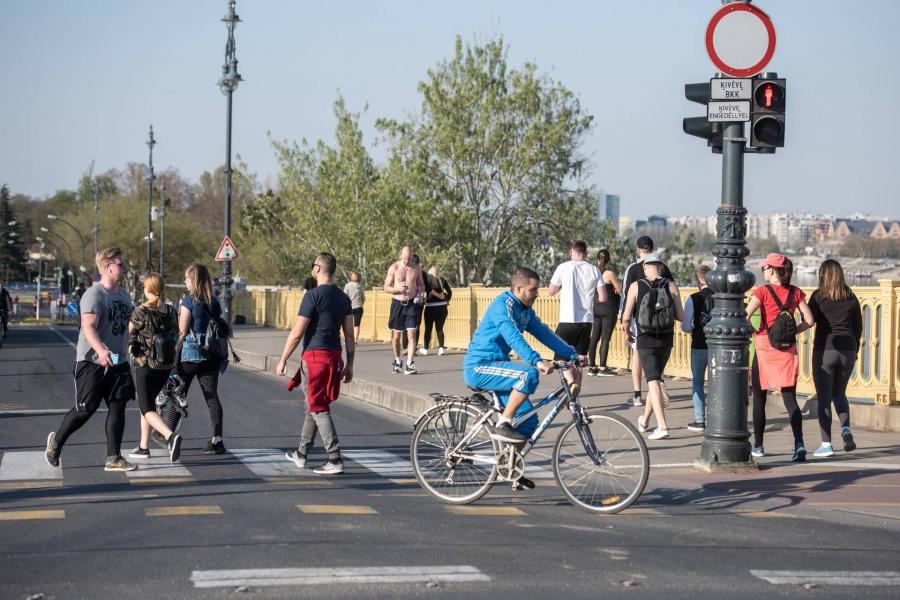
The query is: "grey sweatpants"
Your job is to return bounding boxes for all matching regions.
[812,349,855,443]
[298,359,341,461]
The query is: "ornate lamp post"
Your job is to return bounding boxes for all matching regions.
[92,178,101,258]
[218,0,243,323]
[146,125,157,274]
[159,185,170,279]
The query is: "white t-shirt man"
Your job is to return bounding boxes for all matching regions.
[550,260,603,324]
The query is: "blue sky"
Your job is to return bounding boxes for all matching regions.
[2,0,898,220]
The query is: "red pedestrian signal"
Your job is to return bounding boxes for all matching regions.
[750,77,786,149]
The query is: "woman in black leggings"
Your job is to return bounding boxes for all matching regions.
[173,263,226,454]
[421,266,451,355]
[587,249,621,377]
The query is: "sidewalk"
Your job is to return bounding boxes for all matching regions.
[230,325,900,521]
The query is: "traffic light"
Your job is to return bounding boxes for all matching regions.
[750,78,785,148]
[683,83,722,152]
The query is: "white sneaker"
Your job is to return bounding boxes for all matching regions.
[648,428,670,440]
[313,460,345,475]
[637,415,649,433]
[438,347,446,356]
[285,449,307,469]
[417,347,428,356]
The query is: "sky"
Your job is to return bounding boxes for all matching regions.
[2,0,899,221]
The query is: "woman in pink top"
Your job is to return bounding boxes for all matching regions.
[745,254,814,462]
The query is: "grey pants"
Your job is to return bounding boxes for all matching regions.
[812,349,855,443]
[299,404,341,461]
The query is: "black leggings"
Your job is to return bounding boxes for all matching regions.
[134,366,170,415]
[165,360,223,437]
[588,312,616,368]
[56,400,127,458]
[812,349,855,443]
[751,357,802,447]
[423,305,448,348]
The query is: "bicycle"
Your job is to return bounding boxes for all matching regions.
[410,359,649,514]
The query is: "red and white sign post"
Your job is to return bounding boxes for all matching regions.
[705,2,776,78]
[215,236,239,262]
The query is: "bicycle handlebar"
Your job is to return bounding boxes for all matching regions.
[550,358,586,369]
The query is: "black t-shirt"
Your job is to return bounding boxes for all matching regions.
[621,260,674,317]
[181,295,222,336]
[689,288,715,349]
[808,290,862,353]
[298,284,352,351]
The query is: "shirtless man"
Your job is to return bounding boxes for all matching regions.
[383,246,425,374]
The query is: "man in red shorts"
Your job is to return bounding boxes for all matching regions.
[276,252,355,475]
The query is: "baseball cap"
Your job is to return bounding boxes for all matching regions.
[636,236,654,250]
[756,253,786,269]
[642,253,664,265]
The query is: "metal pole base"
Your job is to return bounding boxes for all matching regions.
[694,457,759,473]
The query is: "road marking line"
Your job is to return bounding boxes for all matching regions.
[751,570,900,585]
[0,480,64,490]
[129,477,194,485]
[263,477,330,485]
[146,505,223,517]
[190,565,490,588]
[0,451,64,481]
[446,506,526,516]
[342,449,414,477]
[735,511,800,519]
[231,448,314,478]
[297,504,378,515]
[614,508,665,516]
[651,463,696,468]
[48,325,77,348]
[0,408,140,415]
[125,448,193,479]
[0,509,65,520]
[809,502,900,506]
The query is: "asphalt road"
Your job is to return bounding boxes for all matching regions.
[1,324,898,599]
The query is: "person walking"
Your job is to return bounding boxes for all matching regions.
[681,265,714,432]
[420,266,451,356]
[384,246,425,375]
[278,252,354,475]
[0,279,12,339]
[745,253,815,461]
[45,248,137,472]
[621,254,684,440]
[809,259,862,457]
[173,263,228,454]
[548,240,606,390]
[586,249,621,377]
[619,236,674,407]
[343,271,365,346]
[126,273,182,462]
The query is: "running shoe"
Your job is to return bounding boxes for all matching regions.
[167,434,183,462]
[587,367,597,377]
[203,440,227,455]
[128,446,151,460]
[841,427,856,452]
[392,359,402,374]
[687,421,706,432]
[104,456,137,472]
[628,395,644,407]
[595,368,616,377]
[45,432,60,467]
[792,441,807,463]
[813,443,835,458]
[285,449,307,469]
[437,347,446,356]
[637,415,649,433]
[751,445,765,458]
[313,460,345,475]
[417,347,428,356]
[648,428,670,440]
[403,362,417,375]
[488,422,527,444]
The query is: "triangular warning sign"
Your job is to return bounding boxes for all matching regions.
[215,236,239,262]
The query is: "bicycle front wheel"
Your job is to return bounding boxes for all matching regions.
[552,411,649,514]
[410,403,499,504]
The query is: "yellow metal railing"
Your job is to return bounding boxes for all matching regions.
[232,280,900,404]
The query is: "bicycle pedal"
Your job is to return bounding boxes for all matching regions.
[519,476,535,489]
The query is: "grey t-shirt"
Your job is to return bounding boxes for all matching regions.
[343,282,365,310]
[75,284,134,363]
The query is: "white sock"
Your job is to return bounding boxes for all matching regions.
[211,436,223,444]
[497,416,512,427]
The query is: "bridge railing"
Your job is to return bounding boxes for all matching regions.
[232,280,900,405]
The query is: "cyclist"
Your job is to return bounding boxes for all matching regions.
[464,266,583,445]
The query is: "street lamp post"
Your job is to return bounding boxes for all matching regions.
[218,0,243,324]
[34,240,45,319]
[159,185,170,279]
[40,227,74,291]
[146,125,156,274]
[47,214,86,280]
[92,178,101,258]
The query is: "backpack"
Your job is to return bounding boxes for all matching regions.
[764,284,798,349]
[636,278,676,335]
[147,305,178,370]
[698,289,715,328]
[199,302,230,360]
[441,277,452,302]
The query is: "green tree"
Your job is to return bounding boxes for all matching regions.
[378,36,597,285]
[660,224,699,286]
[0,185,28,281]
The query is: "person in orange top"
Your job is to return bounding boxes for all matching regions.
[745,253,815,462]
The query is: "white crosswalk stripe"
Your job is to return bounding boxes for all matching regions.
[125,448,192,479]
[342,449,414,476]
[230,448,311,477]
[0,451,63,481]
[190,565,490,588]
[751,570,900,586]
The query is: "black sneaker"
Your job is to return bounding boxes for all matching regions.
[104,456,137,472]
[687,421,706,432]
[792,441,807,463]
[127,446,151,460]
[203,440,227,455]
[596,367,616,377]
[841,427,857,452]
[403,362,417,375]
[488,422,527,444]
[392,359,402,374]
[45,432,60,467]
[587,368,598,377]
[167,434,183,462]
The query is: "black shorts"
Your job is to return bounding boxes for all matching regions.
[554,322,592,358]
[637,347,672,382]
[352,307,364,327]
[388,299,418,332]
[73,361,135,412]
[133,365,171,415]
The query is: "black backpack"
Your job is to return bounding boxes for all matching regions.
[200,302,230,360]
[764,284,798,349]
[636,278,676,335]
[698,289,715,328]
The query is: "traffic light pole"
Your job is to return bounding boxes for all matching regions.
[697,120,757,470]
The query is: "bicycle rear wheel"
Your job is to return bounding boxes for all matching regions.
[552,411,649,514]
[410,403,499,504]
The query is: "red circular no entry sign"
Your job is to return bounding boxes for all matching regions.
[706,2,776,77]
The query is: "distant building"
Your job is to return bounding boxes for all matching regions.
[597,193,620,223]
[617,215,633,237]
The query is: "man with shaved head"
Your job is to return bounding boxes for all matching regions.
[384,245,426,374]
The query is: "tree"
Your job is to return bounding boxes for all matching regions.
[660,224,699,286]
[378,36,597,285]
[0,185,28,281]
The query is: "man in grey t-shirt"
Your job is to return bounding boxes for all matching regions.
[46,248,138,472]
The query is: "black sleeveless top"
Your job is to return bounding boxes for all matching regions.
[594,280,620,316]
